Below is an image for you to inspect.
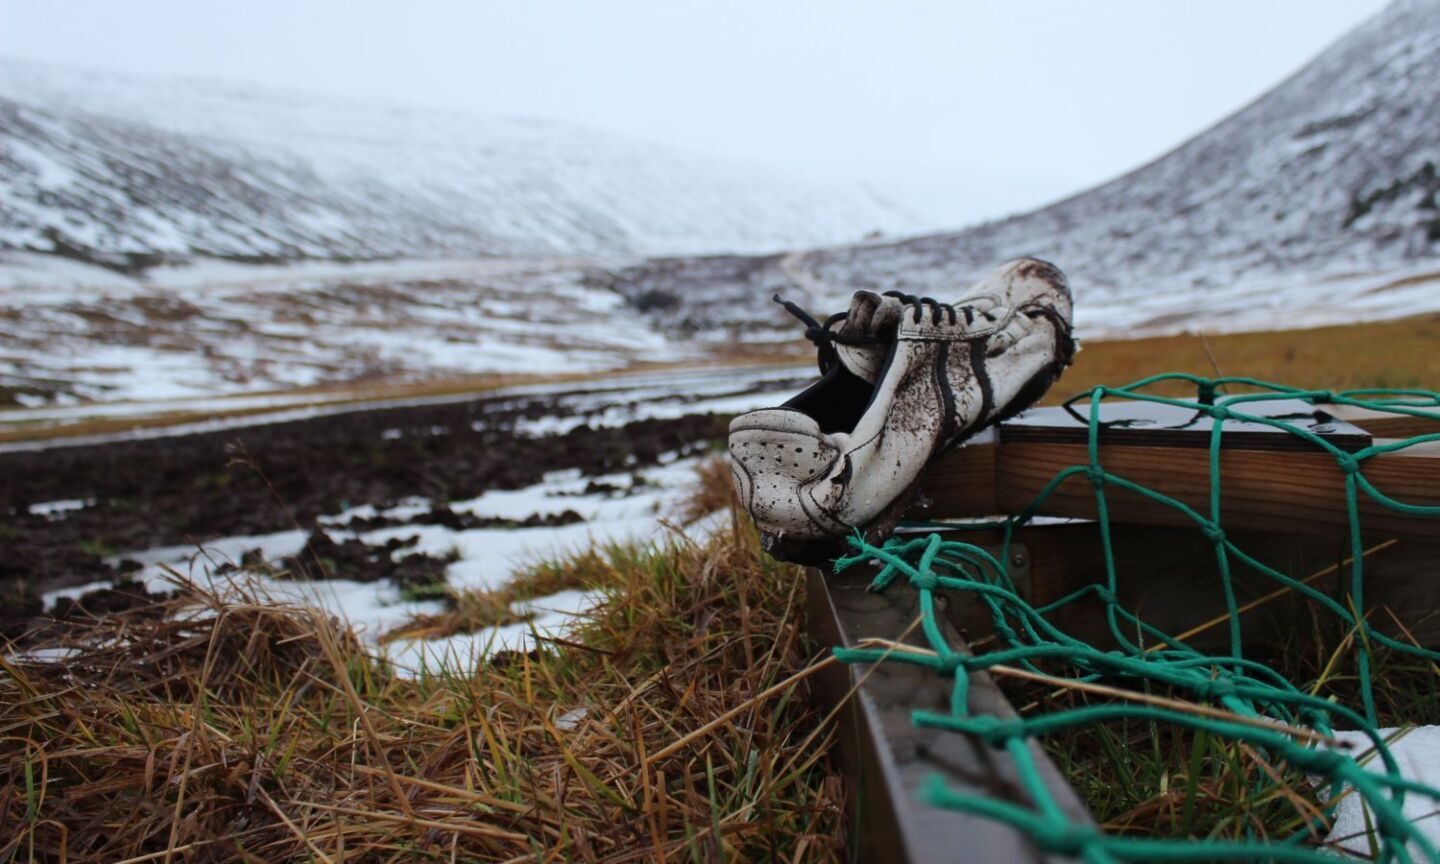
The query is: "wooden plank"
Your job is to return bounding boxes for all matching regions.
[1002,398,1371,452]
[806,565,1094,864]
[920,440,1440,542]
[942,523,1440,651]
[998,443,1438,541]
[925,427,999,514]
[1326,403,1440,439]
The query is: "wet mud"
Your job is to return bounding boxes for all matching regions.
[0,382,745,638]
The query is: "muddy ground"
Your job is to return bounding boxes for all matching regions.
[0,375,802,638]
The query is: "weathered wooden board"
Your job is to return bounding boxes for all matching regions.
[920,439,1439,542]
[806,565,1093,864]
[1001,397,1372,452]
[1326,403,1440,440]
[935,523,1440,651]
[911,399,1439,646]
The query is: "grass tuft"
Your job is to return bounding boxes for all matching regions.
[0,463,845,863]
[1008,573,1440,846]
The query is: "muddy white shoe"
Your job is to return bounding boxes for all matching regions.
[730,258,1075,563]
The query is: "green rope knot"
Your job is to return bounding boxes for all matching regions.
[1295,745,1347,775]
[970,716,1030,744]
[1312,390,1335,403]
[1336,454,1362,476]
[910,571,939,591]
[1092,586,1117,605]
[1209,405,1232,422]
[935,654,967,676]
[1085,466,1107,487]
[1192,679,1237,700]
[1201,523,1227,546]
[1198,381,1217,405]
[1040,826,1103,856]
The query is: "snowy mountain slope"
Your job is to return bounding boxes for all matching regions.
[0,58,920,265]
[4,1,1437,411]
[613,0,1440,338]
[0,97,510,270]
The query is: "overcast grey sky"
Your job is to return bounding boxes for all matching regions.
[0,0,1391,228]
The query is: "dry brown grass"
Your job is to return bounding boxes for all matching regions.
[1048,313,1440,403]
[0,484,844,863]
[678,456,738,526]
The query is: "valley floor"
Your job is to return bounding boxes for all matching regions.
[4,313,1436,643]
[2,309,1437,860]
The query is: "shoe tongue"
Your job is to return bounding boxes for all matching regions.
[833,343,879,383]
[831,292,900,383]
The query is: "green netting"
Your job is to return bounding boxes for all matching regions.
[832,374,1440,862]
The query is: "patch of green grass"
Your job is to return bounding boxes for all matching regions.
[76,537,116,557]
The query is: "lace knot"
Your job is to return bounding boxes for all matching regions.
[773,294,845,372]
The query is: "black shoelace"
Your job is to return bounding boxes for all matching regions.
[773,291,979,373]
[880,290,972,326]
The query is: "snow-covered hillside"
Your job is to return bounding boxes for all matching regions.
[614,0,1440,338]
[0,58,918,266]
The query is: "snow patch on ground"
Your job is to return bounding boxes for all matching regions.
[385,589,605,675]
[360,459,700,596]
[28,497,95,516]
[1325,726,1440,857]
[42,454,715,676]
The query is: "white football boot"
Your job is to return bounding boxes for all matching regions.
[730,258,1075,562]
